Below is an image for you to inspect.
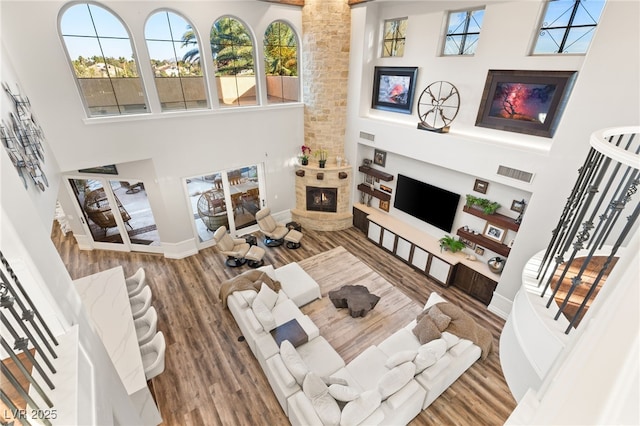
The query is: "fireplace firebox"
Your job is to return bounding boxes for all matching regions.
[306,187,337,212]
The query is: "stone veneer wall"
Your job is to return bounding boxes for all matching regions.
[302,0,351,164]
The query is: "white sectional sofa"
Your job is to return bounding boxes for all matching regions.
[223,263,483,426]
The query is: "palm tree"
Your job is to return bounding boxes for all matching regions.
[264,22,297,76]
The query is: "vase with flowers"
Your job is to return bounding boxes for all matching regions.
[314,147,329,168]
[300,145,311,165]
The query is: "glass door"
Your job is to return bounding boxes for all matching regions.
[68,177,161,253]
[186,164,264,245]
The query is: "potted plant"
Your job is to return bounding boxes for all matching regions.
[465,194,500,214]
[439,235,466,253]
[300,145,311,165]
[314,147,328,168]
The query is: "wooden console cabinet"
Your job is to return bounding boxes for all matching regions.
[353,203,501,304]
[451,263,497,305]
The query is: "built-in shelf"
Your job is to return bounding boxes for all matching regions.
[456,227,511,257]
[357,183,391,202]
[358,166,394,182]
[462,205,520,231]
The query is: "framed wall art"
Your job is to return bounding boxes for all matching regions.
[483,222,507,243]
[475,70,577,138]
[374,149,387,167]
[473,179,488,194]
[372,66,418,114]
[379,199,390,212]
[78,164,119,175]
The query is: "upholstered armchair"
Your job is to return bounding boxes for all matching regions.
[213,226,250,267]
[256,207,289,247]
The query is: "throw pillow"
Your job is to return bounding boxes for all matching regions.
[377,361,416,400]
[419,338,447,360]
[385,350,418,369]
[340,390,382,426]
[321,376,349,386]
[328,384,360,402]
[280,340,308,385]
[427,305,451,332]
[238,290,257,307]
[254,282,278,310]
[251,299,276,331]
[303,373,341,426]
[413,350,437,373]
[412,315,442,344]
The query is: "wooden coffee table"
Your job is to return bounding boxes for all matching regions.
[329,285,380,318]
[270,318,308,348]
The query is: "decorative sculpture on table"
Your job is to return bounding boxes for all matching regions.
[1,82,48,191]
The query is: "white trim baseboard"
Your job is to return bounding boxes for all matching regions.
[488,291,512,319]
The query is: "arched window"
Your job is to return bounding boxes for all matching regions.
[60,3,147,116]
[211,16,257,107]
[145,11,208,111]
[264,21,299,104]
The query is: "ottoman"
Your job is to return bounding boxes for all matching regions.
[284,229,303,249]
[245,245,265,268]
[275,262,321,307]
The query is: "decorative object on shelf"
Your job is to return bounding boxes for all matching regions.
[487,256,505,274]
[295,169,305,177]
[416,81,460,133]
[475,246,485,256]
[379,184,392,194]
[475,70,577,138]
[379,199,390,212]
[366,193,373,207]
[300,144,311,165]
[336,156,343,167]
[473,179,488,194]
[363,158,372,166]
[365,174,374,185]
[316,173,324,180]
[512,199,527,224]
[338,172,348,179]
[465,194,500,214]
[1,82,48,191]
[465,254,477,261]
[371,66,419,114]
[483,222,507,243]
[439,235,465,253]
[373,149,387,167]
[314,147,328,168]
[459,236,476,249]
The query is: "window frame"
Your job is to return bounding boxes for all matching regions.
[263,20,300,104]
[144,9,210,112]
[532,0,607,55]
[381,17,408,58]
[441,7,485,56]
[58,2,150,118]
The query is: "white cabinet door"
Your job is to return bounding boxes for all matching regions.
[396,238,412,261]
[367,221,382,244]
[381,229,396,252]
[411,246,428,271]
[428,256,452,285]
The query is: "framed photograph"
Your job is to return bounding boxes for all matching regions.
[473,179,489,194]
[78,164,118,175]
[365,174,375,185]
[483,223,507,243]
[379,199,390,212]
[374,149,387,167]
[379,184,392,194]
[372,66,419,114]
[511,199,526,213]
[475,246,485,256]
[459,237,476,250]
[475,70,577,138]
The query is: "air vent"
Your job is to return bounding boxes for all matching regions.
[497,165,534,183]
[359,131,375,141]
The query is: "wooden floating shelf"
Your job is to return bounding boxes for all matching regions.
[456,227,511,257]
[357,183,391,202]
[358,166,394,182]
[462,205,520,232]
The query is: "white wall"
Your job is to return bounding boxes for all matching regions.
[346,0,640,313]
[1,1,304,254]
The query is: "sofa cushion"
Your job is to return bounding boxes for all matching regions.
[252,299,276,331]
[413,350,437,373]
[441,331,460,349]
[412,315,441,344]
[450,338,474,357]
[280,340,308,385]
[271,353,296,388]
[340,389,382,426]
[385,349,417,369]
[255,282,279,310]
[421,354,452,381]
[419,338,448,360]
[377,361,416,400]
[322,375,349,386]
[328,384,360,402]
[303,373,341,426]
[257,264,277,281]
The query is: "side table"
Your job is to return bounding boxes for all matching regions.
[286,221,302,232]
[241,234,257,246]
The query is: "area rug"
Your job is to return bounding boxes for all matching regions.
[298,246,423,363]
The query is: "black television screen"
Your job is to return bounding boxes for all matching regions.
[393,174,460,232]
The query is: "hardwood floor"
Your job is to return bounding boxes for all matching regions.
[51,224,516,425]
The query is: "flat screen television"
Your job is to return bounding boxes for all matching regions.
[393,174,460,232]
